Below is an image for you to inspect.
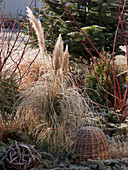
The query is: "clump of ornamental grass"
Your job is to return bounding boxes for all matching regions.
[15,7,94,152]
[16,75,91,152]
[0,113,20,133]
[109,135,128,159]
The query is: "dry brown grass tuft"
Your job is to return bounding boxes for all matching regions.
[18,58,51,90]
[19,59,41,90]
[109,135,128,159]
[0,113,22,136]
[14,7,96,152]
[16,72,93,152]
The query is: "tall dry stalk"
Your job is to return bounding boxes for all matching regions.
[53,34,63,75]
[26,7,45,61]
[60,45,69,76]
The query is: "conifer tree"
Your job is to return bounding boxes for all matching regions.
[24,0,127,62]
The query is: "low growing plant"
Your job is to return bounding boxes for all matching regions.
[0,72,20,117]
[85,52,123,108]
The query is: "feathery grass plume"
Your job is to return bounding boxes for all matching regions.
[26,7,45,61]
[60,45,69,75]
[53,34,63,75]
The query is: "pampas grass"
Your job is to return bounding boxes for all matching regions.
[16,73,91,152]
[20,8,69,89]
[60,45,69,75]
[26,7,45,60]
[53,34,63,75]
[0,113,22,134]
[15,7,95,152]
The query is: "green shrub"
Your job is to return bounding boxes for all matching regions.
[0,72,20,118]
[85,54,123,107]
[22,1,127,63]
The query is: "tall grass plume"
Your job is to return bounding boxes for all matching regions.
[26,7,45,61]
[53,34,63,75]
[60,45,69,75]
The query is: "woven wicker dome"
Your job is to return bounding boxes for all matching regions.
[71,126,111,163]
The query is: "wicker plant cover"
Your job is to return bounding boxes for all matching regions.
[71,126,111,163]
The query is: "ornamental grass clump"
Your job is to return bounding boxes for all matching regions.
[19,7,69,90]
[16,7,92,152]
[16,75,90,152]
[109,135,128,159]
